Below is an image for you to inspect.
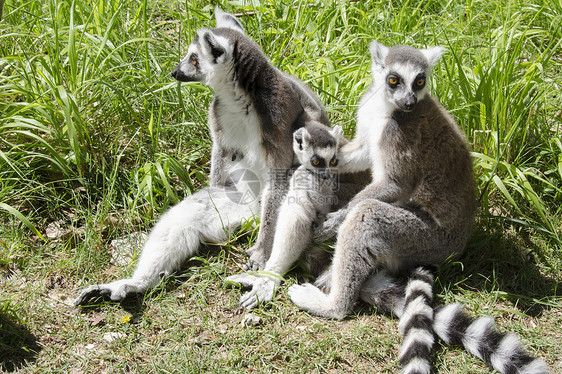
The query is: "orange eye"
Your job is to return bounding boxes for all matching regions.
[330,158,338,166]
[311,159,320,166]
[389,77,398,85]
[416,79,425,86]
[192,59,198,66]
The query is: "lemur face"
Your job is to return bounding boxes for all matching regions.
[369,41,444,112]
[293,125,342,180]
[172,9,244,84]
[384,66,427,112]
[172,40,206,83]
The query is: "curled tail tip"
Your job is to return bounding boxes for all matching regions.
[434,304,549,374]
[490,333,550,374]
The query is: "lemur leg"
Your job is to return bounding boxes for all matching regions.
[245,172,290,271]
[289,199,444,320]
[74,187,255,305]
[228,191,316,309]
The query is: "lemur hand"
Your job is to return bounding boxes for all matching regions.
[243,245,268,271]
[312,207,348,242]
[224,273,280,310]
[74,279,145,306]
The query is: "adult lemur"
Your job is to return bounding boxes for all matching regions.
[74,9,366,305]
[289,41,548,374]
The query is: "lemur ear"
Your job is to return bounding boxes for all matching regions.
[330,125,343,139]
[293,127,310,150]
[215,7,245,33]
[421,46,445,68]
[369,40,390,67]
[198,29,228,62]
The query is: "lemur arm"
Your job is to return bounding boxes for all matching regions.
[208,105,229,187]
[245,170,290,270]
[336,139,372,173]
[209,145,227,187]
[313,176,418,242]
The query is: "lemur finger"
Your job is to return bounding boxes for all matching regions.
[73,285,102,306]
[224,273,259,289]
[239,290,260,309]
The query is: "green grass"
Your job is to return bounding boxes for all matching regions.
[0,0,561,372]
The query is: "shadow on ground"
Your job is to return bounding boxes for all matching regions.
[436,219,561,316]
[0,310,41,372]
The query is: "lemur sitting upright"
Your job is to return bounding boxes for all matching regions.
[289,41,548,374]
[74,9,367,306]
[226,122,344,309]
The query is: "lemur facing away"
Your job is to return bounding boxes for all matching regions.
[225,123,344,309]
[289,41,548,374]
[74,10,367,306]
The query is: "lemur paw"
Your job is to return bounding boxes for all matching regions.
[74,283,126,306]
[312,210,345,242]
[225,274,278,309]
[74,278,149,306]
[238,278,277,309]
[243,249,267,271]
[312,221,337,242]
[224,273,259,289]
[288,283,325,310]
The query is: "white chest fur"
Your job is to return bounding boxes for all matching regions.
[214,90,269,185]
[356,89,394,184]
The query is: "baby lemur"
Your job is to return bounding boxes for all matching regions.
[289,41,547,374]
[226,122,343,309]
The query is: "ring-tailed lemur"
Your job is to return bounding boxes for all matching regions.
[225,122,344,309]
[73,9,354,305]
[362,267,549,374]
[289,41,548,374]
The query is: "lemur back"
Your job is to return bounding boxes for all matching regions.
[289,41,548,374]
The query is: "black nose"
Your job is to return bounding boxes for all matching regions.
[401,94,417,111]
[171,66,179,79]
[320,170,331,180]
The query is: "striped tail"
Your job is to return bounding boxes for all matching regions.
[434,303,549,374]
[398,267,435,374]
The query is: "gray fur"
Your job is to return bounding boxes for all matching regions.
[385,46,428,70]
[74,10,367,306]
[75,9,334,305]
[226,123,344,309]
[289,40,476,320]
